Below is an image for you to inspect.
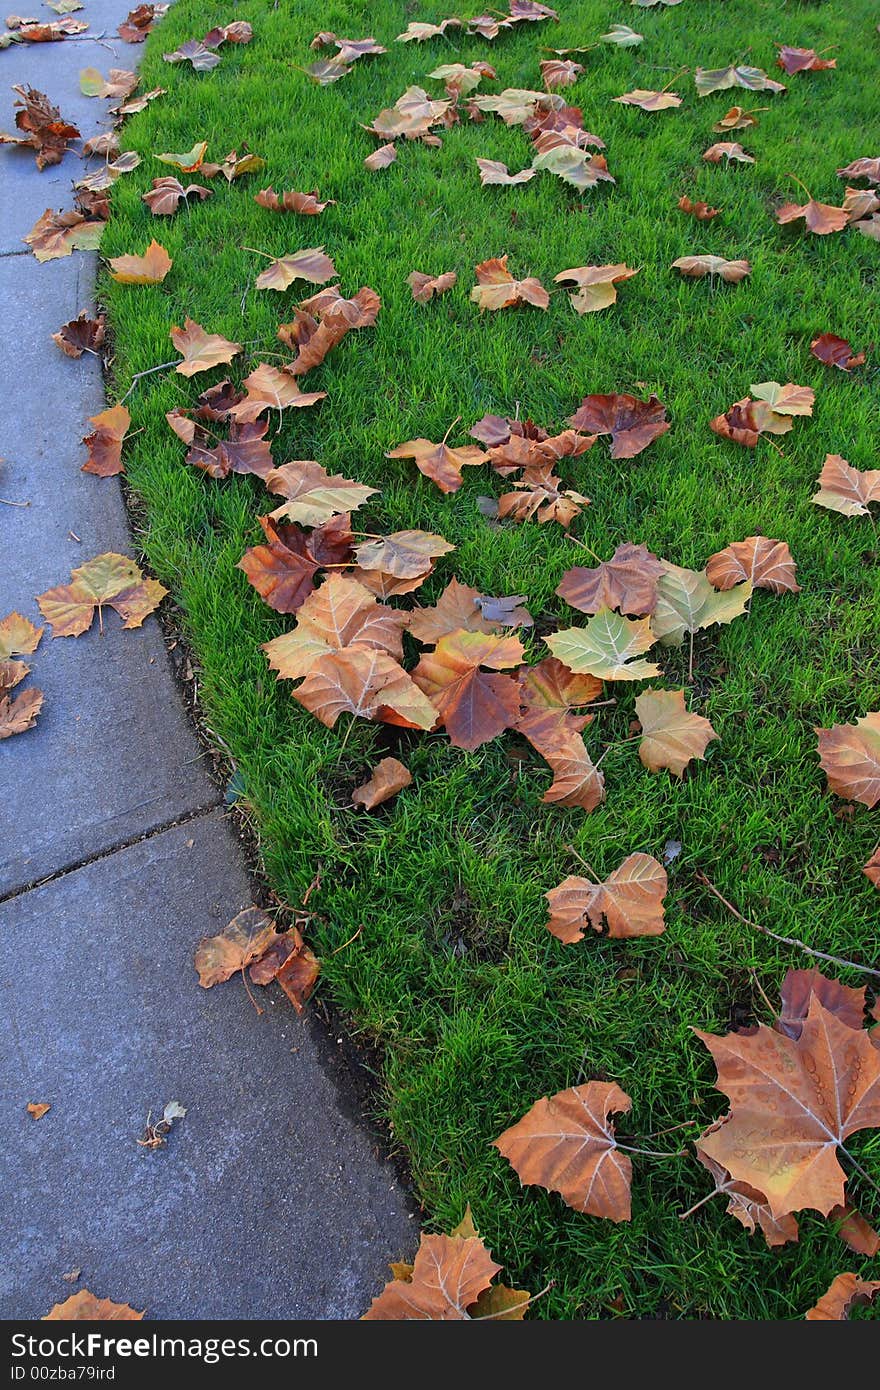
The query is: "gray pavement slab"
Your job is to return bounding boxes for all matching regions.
[0,810,415,1320]
[0,252,218,894]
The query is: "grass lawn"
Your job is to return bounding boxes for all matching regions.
[102,0,880,1318]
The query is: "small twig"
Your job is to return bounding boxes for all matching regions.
[329,924,363,956]
[441,415,462,448]
[118,360,178,405]
[785,171,813,201]
[696,872,880,978]
[617,1143,686,1159]
[643,1119,700,1140]
[749,966,777,1019]
[660,66,689,94]
[0,496,29,507]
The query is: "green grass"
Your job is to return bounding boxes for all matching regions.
[102,0,880,1319]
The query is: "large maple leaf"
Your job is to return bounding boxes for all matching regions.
[266,459,376,525]
[546,853,667,942]
[556,542,664,616]
[567,393,669,458]
[386,436,486,493]
[706,536,799,594]
[805,1274,880,1321]
[237,513,353,614]
[635,688,718,776]
[470,255,549,311]
[696,997,880,1217]
[811,454,880,518]
[493,1081,633,1221]
[816,711,880,807]
[263,575,407,682]
[363,1233,501,1320]
[412,629,524,750]
[651,563,752,646]
[546,608,661,681]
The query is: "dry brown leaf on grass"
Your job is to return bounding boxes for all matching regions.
[613,89,682,112]
[108,239,172,283]
[238,513,353,614]
[170,319,241,376]
[52,311,105,357]
[363,1231,502,1321]
[702,141,755,165]
[553,263,638,314]
[806,1274,880,1320]
[694,65,785,97]
[692,1132,800,1248]
[352,757,411,809]
[545,853,667,942]
[527,727,605,811]
[0,85,79,169]
[776,968,867,1041]
[831,1204,880,1257]
[672,254,750,283]
[635,688,718,776]
[838,156,880,185]
[23,208,104,261]
[494,1081,633,1221]
[705,536,799,594]
[712,105,764,132]
[364,143,396,171]
[37,554,166,638]
[531,146,615,191]
[254,247,336,292]
[412,630,523,751]
[776,197,848,235]
[810,333,865,371]
[816,712,880,807]
[44,1291,144,1320]
[142,176,211,215]
[811,454,880,518]
[471,256,549,310]
[568,393,669,458]
[226,365,326,422]
[556,542,665,616]
[154,141,208,172]
[353,530,455,580]
[864,847,880,891]
[540,59,583,90]
[366,85,452,141]
[82,404,130,477]
[277,285,380,376]
[255,187,334,214]
[475,157,537,186]
[387,435,484,493]
[395,18,462,43]
[777,46,836,76]
[201,150,265,182]
[266,460,375,526]
[407,269,457,302]
[678,195,721,220]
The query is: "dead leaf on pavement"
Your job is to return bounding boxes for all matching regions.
[26,1102,50,1119]
[45,1291,144,1319]
[82,403,130,477]
[195,906,277,988]
[0,612,43,658]
[24,208,104,261]
[0,84,79,168]
[52,311,105,357]
[118,3,167,43]
[37,554,167,638]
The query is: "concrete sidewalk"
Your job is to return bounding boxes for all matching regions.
[0,2,414,1319]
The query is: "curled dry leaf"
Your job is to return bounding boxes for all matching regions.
[352,757,412,809]
[412,630,524,751]
[364,143,396,171]
[82,403,130,477]
[713,106,763,132]
[540,59,583,91]
[672,254,750,283]
[155,141,208,173]
[705,537,799,594]
[170,319,241,377]
[163,39,221,71]
[195,907,277,988]
[816,712,880,808]
[811,453,880,518]
[635,688,718,776]
[777,46,836,76]
[546,608,661,682]
[142,176,211,215]
[118,3,167,43]
[613,89,682,112]
[703,142,754,164]
[0,85,79,169]
[279,285,380,377]
[255,188,334,214]
[709,398,793,448]
[837,157,880,185]
[696,996,880,1217]
[498,468,589,529]
[238,513,353,614]
[227,365,326,422]
[557,542,665,616]
[44,1291,144,1320]
[37,554,166,638]
[23,208,103,261]
[568,392,669,458]
[694,65,785,97]
[806,1275,880,1321]
[26,1101,51,1119]
[267,460,375,526]
[428,62,495,96]
[201,150,266,182]
[79,67,138,100]
[475,158,537,186]
[395,18,462,43]
[554,263,638,314]
[471,256,549,311]
[810,333,865,372]
[531,147,614,191]
[407,269,457,302]
[0,666,44,739]
[494,1081,633,1221]
[546,853,667,942]
[387,436,484,493]
[678,195,721,220]
[367,85,452,140]
[255,247,336,292]
[108,239,172,284]
[52,311,105,358]
[776,198,848,234]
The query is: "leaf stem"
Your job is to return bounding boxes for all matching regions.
[472,1281,554,1321]
[678,1188,719,1221]
[118,359,178,405]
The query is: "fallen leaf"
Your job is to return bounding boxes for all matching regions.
[750,381,814,416]
[52,312,105,358]
[531,146,615,190]
[37,554,166,638]
[475,157,537,186]
[777,46,836,76]
[702,141,755,164]
[540,59,583,91]
[546,853,667,941]
[776,198,848,235]
[557,543,665,616]
[170,319,241,377]
[108,239,172,284]
[710,396,793,448]
[44,1291,144,1320]
[712,105,763,132]
[546,608,661,681]
[554,263,639,314]
[26,1102,50,1119]
[255,247,336,292]
[255,187,334,214]
[777,968,866,1041]
[353,530,455,579]
[830,1204,880,1257]
[696,996,880,1217]
[0,612,43,658]
[695,65,785,97]
[409,578,501,644]
[811,453,880,518]
[672,254,750,282]
[568,392,670,458]
[635,688,718,776]
[531,728,605,811]
[518,657,601,736]
[274,931,320,1013]
[194,906,277,988]
[810,333,865,371]
[142,176,211,215]
[118,3,167,43]
[0,84,79,169]
[263,575,408,683]
[678,195,721,220]
[364,143,396,171]
[0,684,44,739]
[816,712,880,807]
[82,403,130,477]
[364,1232,500,1320]
[651,563,752,646]
[471,255,549,311]
[599,24,642,46]
[614,89,682,112]
[79,67,138,100]
[407,269,457,302]
[201,150,265,182]
[864,847,880,890]
[498,468,589,527]
[266,460,375,525]
[494,1082,632,1221]
[154,141,208,172]
[238,513,353,614]
[23,208,103,261]
[229,365,326,421]
[693,1129,800,1247]
[412,630,524,750]
[387,436,484,494]
[837,157,880,185]
[805,1274,880,1321]
[352,757,412,809]
[706,537,798,594]
[279,285,380,376]
[163,38,221,70]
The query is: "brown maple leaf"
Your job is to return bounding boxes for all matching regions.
[811,453,880,517]
[864,847,880,891]
[518,657,601,734]
[37,553,166,637]
[255,187,334,214]
[614,89,682,112]
[81,403,130,477]
[141,176,211,215]
[0,84,79,169]
[353,531,455,580]
[805,1274,880,1321]
[678,195,721,220]
[407,270,457,301]
[702,141,755,164]
[412,629,524,750]
[293,647,436,731]
[545,853,667,942]
[26,1101,50,1120]
[696,996,880,1217]
[170,319,241,376]
[266,459,375,525]
[810,333,865,371]
[776,968,866,1041]
[635,689,718,776]
[352,757,412,809]
[553,263,639,314]
[108,239,172,283]
[694,64,785,97]
[278,285,380,376]
[263,575,408,681]
[816,712,880,807]
[706,536,799,594]
[386,435,485,494]
[540,59,583,90]
[0,612,43,658]
[0,673,44,739]
[364,143,397,171]
[254,246,336,292]
[837,157,880,185]
[493,1081,633,1221]
[238,513,353,614]
[498,466,589,528]
[713,105,764,132]
[777,46,836,76]
[475,158,537,186]
[195,906,277,988]
[556,542,665,616]
[530,728,605,811]
[178,418,273,480]
[471,256,549,311]
[52,311,105,358]
[568,393,670,458]
[710,397,793,448]
[776,198,848,235]
[23,207,104,261]
[831,1204,880,1257]
[228,365,327,421]
[672,255,750,283]
[409,579,501,644]
[44,1291,144,1320]
[363,1232,501,1320]
[693,1128,800,1247]
[118,3,167,43]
